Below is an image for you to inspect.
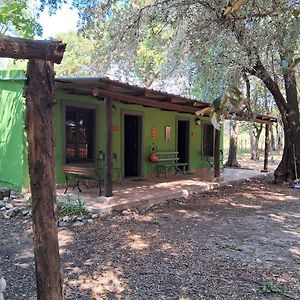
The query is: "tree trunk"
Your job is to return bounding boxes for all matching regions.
[253,123,263,160]
[270,124,276,151]
[276,121,284,152]
[214,129,220,177]
[252,60,300,183]
[0,35,66,64]
[274,107,300,182]
[24,59,63,300]
[249,123,256,160]
[225,120,241,168]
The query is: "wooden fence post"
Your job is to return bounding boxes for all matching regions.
[24,59,63,300]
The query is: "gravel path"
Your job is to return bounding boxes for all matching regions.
[1,178,299,299]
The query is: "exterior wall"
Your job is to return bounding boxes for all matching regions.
[0,71,26,189]
[55,91,223,184]
[0,71,223,189]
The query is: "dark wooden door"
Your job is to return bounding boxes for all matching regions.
[177,120,189,167]
[124,115,141,177]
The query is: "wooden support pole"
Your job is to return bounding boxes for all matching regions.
[104,96,113,197]
[262,123,270,172]
[0,35,66,64]
[24,59,63,299]
[214,129,221,177]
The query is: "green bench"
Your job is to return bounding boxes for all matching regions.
[156,152,188,177]
[62,165,102,196]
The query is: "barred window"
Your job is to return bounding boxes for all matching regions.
[203,123,214,156]
[65,106,95,163]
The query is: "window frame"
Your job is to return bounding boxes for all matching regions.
[62,100,99,165]
[202,122,215,157]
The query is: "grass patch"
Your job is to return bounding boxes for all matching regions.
[58,196,85,216]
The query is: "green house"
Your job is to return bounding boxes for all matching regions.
[0,70,222,190]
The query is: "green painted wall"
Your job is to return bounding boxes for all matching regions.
[0,71,223,188]
[54,91,223,183]
[0,73,26,189]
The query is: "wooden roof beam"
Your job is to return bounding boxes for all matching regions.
[0,35,66,64]
[93,88,199,114]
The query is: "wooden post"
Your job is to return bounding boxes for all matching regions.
[104,96,113,197]
[262,123,270,172]
[24,59,63,300]
[214,129,221,177]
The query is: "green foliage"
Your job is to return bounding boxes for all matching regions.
[72,0,299,106]
[0,0,42,38]
[134,27,169,86]
[59,197,85,216]
[27,196,32,206]
[262,282,280,293]
[39,0,66,14]
[54,31,95,77]
[196,85,245,130]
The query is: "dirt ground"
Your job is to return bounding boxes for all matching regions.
[1,177,299,300]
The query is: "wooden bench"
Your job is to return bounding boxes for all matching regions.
[62,165,103,196]
[156,152,188,177]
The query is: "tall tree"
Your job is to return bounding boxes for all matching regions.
[54,31,95,76]
[71,0,300,183]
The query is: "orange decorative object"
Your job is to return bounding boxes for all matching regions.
[151,127,157,141]
[149,144,158,163]
[150,151,159,163]
[113,125,120,132]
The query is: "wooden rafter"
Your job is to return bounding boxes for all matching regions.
[92,88,200,114]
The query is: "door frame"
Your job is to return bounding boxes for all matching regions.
[121,110,144,178]
[176,117,191,170]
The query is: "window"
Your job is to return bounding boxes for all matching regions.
[65,106,95,163]
[203,123,214,156]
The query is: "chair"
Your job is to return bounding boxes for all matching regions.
[97,151,121,179]
[112,153,121,179]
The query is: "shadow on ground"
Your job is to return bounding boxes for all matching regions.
[1,177,299,300]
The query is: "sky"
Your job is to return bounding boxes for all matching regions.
[38,3,79,39]
[0,3,78,68]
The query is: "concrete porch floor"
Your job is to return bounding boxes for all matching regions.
[57,166,274,215]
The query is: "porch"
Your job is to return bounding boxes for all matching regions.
[57,159,278,215]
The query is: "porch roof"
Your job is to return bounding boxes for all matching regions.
[55,77,208,115]
[55,77,277,124]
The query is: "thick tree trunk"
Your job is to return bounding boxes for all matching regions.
[249,124,256,160]
[24,59,63,300]
[225,120,241,168]
[0,35,66,64]
[274,108,300,182]
[252,61,300,182]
